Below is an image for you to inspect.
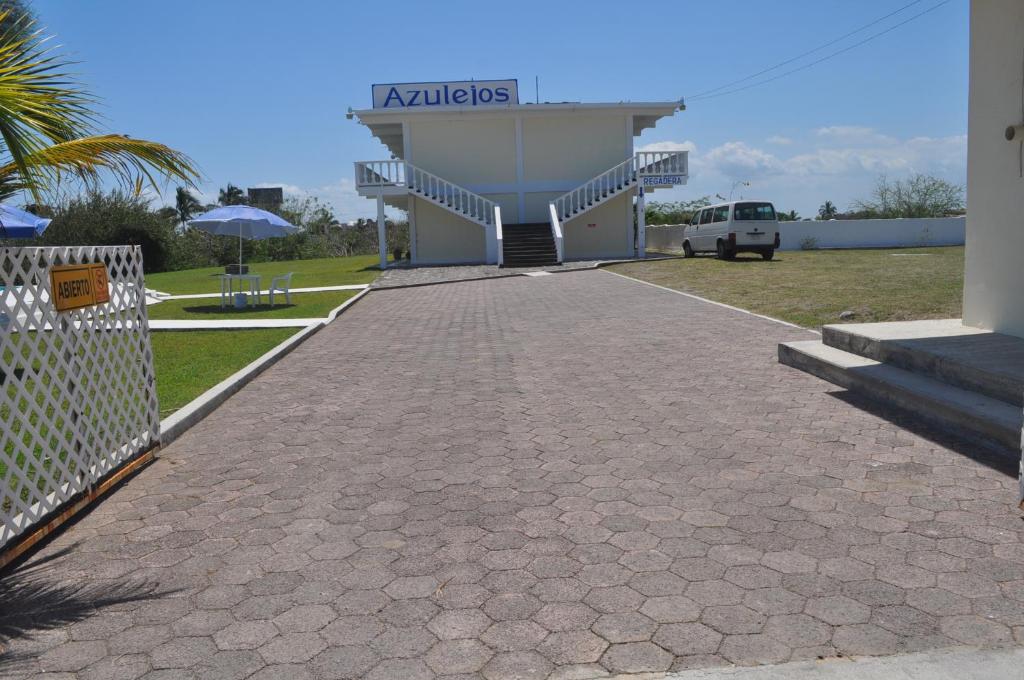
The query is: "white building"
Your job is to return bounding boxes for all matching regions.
[963,0,1024,339]
[349,79,688,268]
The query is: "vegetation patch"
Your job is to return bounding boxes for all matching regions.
[144,256,379,295]
[147,290,357,321]
[151,329,298,415]
[608,246,964,330]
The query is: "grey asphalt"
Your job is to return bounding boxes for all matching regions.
[1,269,1021,679]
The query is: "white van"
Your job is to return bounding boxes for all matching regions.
[682,200,780,260]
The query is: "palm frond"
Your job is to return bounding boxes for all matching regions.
[0,133,200,196]
[0,10,95,197]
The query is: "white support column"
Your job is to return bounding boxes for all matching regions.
[408,198,418,265]
[636,186,646,259]
[377,191,388,270]
[515,117,526,222]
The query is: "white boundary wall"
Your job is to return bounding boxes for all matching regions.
[646,217,965,252]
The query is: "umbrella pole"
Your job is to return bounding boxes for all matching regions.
[239,224,243,272]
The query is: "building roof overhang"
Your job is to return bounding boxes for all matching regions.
[348,100,684,157]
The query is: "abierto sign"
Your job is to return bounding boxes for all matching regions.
[49,262,110,312]
[372,79,518,110]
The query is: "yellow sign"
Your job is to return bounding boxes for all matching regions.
[49,263,111,312]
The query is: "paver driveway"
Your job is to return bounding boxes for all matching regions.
[2,270,1023,679]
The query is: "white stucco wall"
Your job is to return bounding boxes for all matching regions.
[412,197,486,265]
[409,118,516,185]
[522,115,629,184]
[563,192,634,260]
[963,0,1024,337]
[645,217,966,252]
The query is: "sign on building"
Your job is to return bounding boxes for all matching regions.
[49,262,110,312]
[248,186,284,211]
[372,79,518,109]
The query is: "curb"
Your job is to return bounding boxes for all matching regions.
[158,287,371,447]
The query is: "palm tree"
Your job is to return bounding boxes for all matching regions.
[0,10,198,203]
[218,183,246,206]
[818,200,838,220]
[175,186,202,226]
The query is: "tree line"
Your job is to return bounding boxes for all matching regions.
[645,174,965,225]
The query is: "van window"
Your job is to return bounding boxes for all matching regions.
[699,208,713,225]
[690,210,701,226]
[713,206,730,222]
[733,202,776,221]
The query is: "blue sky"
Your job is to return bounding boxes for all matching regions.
[34,0,968,219]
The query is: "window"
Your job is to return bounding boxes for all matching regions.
[699,208,713,225]
[713,205,730,222]
[733,202,776,221]
[690,210,701,226]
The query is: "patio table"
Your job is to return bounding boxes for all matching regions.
[218,273,262,308]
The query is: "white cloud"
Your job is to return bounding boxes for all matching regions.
[703,141,784,179]
[813,126,896,146]
[765,135,793,145]
[634,129,966,216]
[637,140,698,154]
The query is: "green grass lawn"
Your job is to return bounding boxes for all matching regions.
[144,255,381,295]
[146,290,358,320]
[151,328,298,414]
[610,246,964,329]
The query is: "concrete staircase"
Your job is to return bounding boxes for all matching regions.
[501,223,559,268]
[779,320,1024,456]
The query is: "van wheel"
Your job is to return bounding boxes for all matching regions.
[716,241,734,260]
[761,248,775,261]
[683,241,694,258]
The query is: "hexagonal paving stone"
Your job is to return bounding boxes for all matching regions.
[481,620,549,651]
[428,609,493,640]
[939,615,1013,645]
[426,639,494,674]
[600,641,673,673]
[272,604,336,633]
[482,651,553,680]
[364,658,435,680]
[533,602,599,631]
[763,614,832,647]
[369,626,437,659]
[214,620,279,650]
[537,630,608,664]
[718,633,791,665]
[806,595,871,626]
[309,645,379,679]
[831,624,900,656]
[652,622,722,656]
[592,612,658,643]
[639,595,702,623]
[484,593,543,622]
[258,632,327,664]
[701,605,767,634]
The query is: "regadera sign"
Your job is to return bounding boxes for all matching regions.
[372,79,519,109]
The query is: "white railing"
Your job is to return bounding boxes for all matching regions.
[636,150,688,177]
[550,151,689,224]
[355,160,495,227]
[494,205,504,266]
[551,157,636,223]
[1,246,159,551]
[548,202,564,263]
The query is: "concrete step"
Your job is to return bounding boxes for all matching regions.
[779,339,1022,455]
[822,320,1024,407]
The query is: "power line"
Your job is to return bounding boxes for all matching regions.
[687,0,951,103]
[688,0,927,100]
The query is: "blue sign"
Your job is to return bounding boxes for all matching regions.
[372,80,519,109]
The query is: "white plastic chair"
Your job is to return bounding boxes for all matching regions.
[268,272,293,307]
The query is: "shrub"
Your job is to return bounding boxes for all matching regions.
[799,236,819,250]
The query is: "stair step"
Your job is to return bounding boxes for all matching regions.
[779,340,1022,455]
[822,321,1024,407]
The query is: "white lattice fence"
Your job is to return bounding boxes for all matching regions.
[1,246,159,550]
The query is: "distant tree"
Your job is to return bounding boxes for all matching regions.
[852,174,964,218]
[645,197,712,225]
[175,186,202,225]
[777,210,800,222]
[817,200,838,220]
[218,183,246,206]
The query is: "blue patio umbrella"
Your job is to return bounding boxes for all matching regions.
[0,203,51,239]
[188,205,299,269]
